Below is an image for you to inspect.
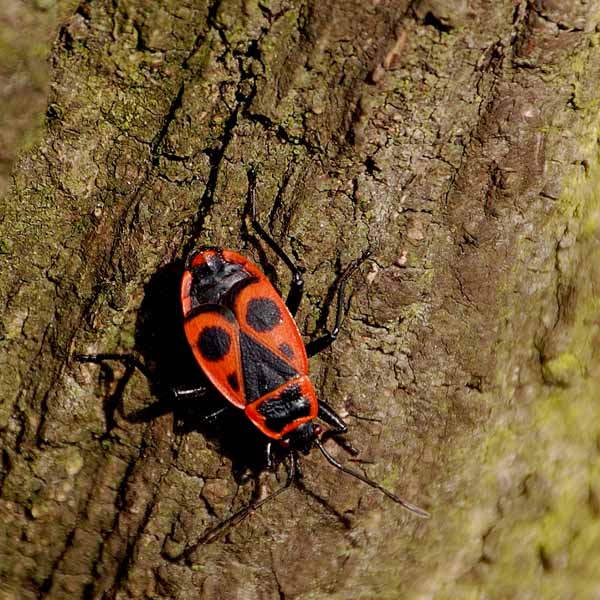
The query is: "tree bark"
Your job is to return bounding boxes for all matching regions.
[2,1,600,598]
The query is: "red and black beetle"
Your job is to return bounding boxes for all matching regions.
[78,171,428,545]
[174,172,429,539]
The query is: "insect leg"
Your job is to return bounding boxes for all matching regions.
[315,440,430,518]
[265,441,274,469]
[305,251,371,358]
[190,452,298,548]
[77,354,223,423]
[318,399,348,434]
[75,352,152,432]
[75,352,152,379]
[318,399,361,456]
[247,168,305,316]
[77,354,212,403]
[172,385,208,401]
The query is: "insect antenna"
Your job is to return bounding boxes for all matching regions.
[314,439,430,518]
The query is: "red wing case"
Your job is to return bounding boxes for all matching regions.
[182,304,246,408]
[231,276,308,375]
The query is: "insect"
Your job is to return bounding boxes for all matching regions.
[78,171,429,546]
[176,171,429,540]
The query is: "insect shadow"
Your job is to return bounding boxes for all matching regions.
[86,258,270,480]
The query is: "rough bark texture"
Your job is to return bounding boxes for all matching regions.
[0,0,76,198]
[2,0,600,598]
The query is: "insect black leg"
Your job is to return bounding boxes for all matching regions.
[265,441,276,470]
[305,251,371,358]
[247,168,305,316]
[173,386,226,421]
[75,352,151,431]
[318,399,348,434]
[315,440,430,518]
[183,402,230,425]
[172,385,208,401]
[187,451,298,548]
[76,354,212,402]
[76,353,222,424]
[318,399,360,456]
[75,352,152,379]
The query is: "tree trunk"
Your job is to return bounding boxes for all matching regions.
[1,1,599,598]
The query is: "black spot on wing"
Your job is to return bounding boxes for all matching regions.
[198,326,231,361]
[246,297,282,332]
[240,332,297,401]
[227,372,240,391]
[257,384,311,433]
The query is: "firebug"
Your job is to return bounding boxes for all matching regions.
[78,169,429,546]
